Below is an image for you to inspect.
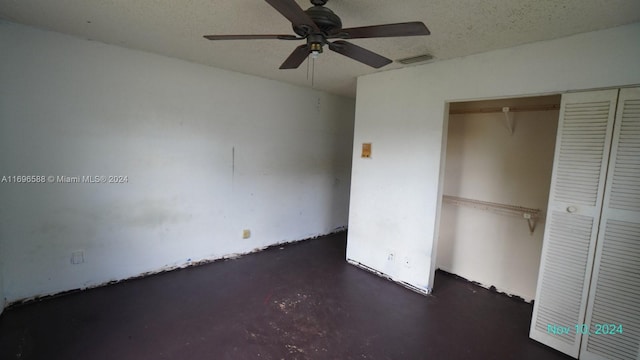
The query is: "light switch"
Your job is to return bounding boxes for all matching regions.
[362,143,371,158]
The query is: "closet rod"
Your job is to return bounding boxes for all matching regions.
[442,195,542,234]
[449,103,559,115]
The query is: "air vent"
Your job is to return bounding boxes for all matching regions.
[397,54,433,65]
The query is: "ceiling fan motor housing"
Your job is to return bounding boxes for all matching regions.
[293,5,342,36]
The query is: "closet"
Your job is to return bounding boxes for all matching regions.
[530,88,640,359]
[437,95,560,302]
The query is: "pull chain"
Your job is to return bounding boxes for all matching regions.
[311,56,315,88]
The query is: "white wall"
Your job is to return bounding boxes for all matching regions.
[437,109,558,301]
[0,21,355,303]
[347,22,640,293]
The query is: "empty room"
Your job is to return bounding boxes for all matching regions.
[1,1,639,359]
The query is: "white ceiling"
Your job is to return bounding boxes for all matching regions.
[1,0,639,98]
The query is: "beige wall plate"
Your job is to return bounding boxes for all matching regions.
[362,143,371,158]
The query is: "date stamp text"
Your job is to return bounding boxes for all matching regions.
[547,323,623,335]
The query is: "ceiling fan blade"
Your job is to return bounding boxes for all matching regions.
[334,22,430,39]
[280,44,310,69]
[204,34,301,40]
[265,0,320,33]
[329,41,392,68]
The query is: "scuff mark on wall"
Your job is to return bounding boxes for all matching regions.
[123,198,193,228]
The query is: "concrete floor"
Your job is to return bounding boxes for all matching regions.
[0,232,571,359]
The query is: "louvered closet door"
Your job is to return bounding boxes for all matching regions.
[580,87,640,360]
[530,89,618,358]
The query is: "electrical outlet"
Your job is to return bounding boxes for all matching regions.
[71,251,84,265]
[388,253,394,261]
[242,229,251,239]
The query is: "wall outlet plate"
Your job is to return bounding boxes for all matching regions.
[71,251,84,265]
[242,229,251,239]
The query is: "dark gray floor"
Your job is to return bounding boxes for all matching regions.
[0,232,571,359]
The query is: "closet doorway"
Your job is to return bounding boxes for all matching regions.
[436,95,561,302]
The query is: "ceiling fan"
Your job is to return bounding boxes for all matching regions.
[203,0,430,69]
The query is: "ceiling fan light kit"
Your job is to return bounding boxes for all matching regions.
[203,0,430,70]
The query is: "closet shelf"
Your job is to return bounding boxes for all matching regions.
[449,103,560,115]
[442,195,542,234]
